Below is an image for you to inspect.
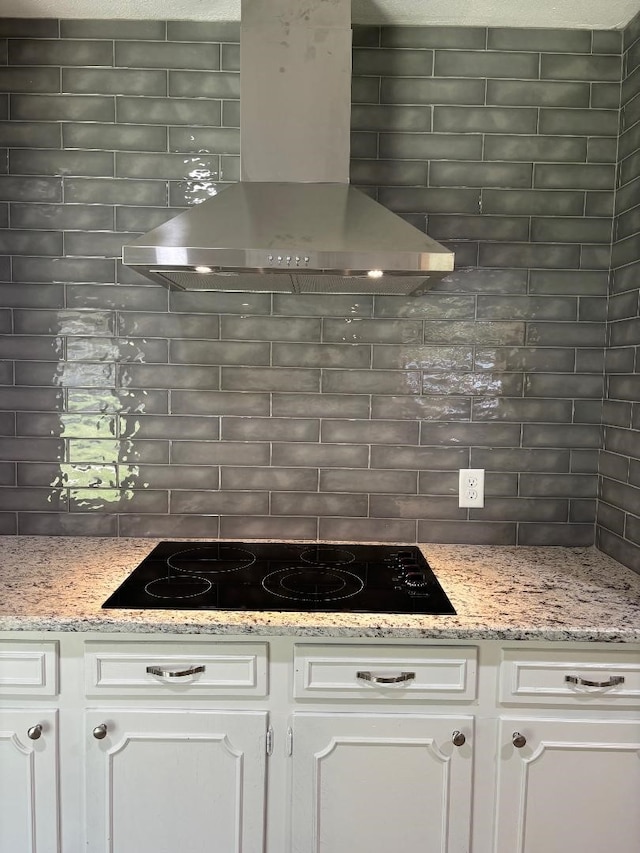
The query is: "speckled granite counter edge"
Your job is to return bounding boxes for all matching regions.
[2,614,639,643]
[1,537,639,642]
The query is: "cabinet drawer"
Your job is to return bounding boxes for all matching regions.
[85,641,268,697]
[0,640,58,696]
[294,644,477,700]
[500,647,640,707]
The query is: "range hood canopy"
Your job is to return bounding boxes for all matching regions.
[123,0,454,296]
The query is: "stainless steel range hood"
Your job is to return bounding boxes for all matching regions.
[122,0,454,296]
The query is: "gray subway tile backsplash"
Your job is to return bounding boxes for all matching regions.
[540,53,622,82]
[17,512,117,537]
[433,105,538,134]
[222,416,320,443]
[486,27,591,53]
[351,105,431,132]
[8,38,113,66]
[381,26,485,50]
[417,518,517,544]
[0,67,61,94]
[62,67,167,96]
[371,445,469,470]
[170,340,270,366]
[372,344,472,370]
[480,188,585,216]
[0,120,61,148]
[168,70,239,99]
[60,19,166,40]
[486,79,590,107]
[0,15,637,566]
[115,41,220,71]
[434,49,539,79]
[221,467,318,492]
[353,47,434,76]
[219,515,317,540]
[538,107,620,136]
[0,19,59,38]
[518,522,595,546]
[11,93,115,122]
[168,125,239,154]
[272,442,370,469]
[115,95,222,126]
[534,162,616,190]
[378,131,481,161]
[171,490,268,515]
[171,440,270,466]
[271,492,368,518]
[12,202,114,231]
[64,177,166,206]
[167,21,240,43]
[381,77,485,105]
[63,122,168,151]
[272,393,370,419]
[372,394,471,420]
[430,161,533,188]
[483,134,587,163]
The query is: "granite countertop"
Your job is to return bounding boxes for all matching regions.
[1,536,639,641]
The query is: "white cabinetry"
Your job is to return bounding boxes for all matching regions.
[0,640,59,853]
[494,646,640,853]
[291,711,473,853]
[82,641,269,853]
[1,633,639,853]
[85,708,268,853]
[495,717,640,853]
[0,709,59,853]
[289,643,477,853]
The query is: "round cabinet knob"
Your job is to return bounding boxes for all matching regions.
[512,731,527,749]
[452,730,466,747]
[92,723,108,740]
[27,724,43,740]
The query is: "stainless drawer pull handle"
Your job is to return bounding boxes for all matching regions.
[565,675,625,688]
[512,732,527,749]
[93,724,108,740]
[27,724,42,740]
[356,670,416,684]
[146,665,206,679]
[452,730,466,747]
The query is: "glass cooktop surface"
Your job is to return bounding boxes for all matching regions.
[102,541,456,615]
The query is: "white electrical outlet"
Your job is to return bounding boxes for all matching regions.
[459,468,485,508]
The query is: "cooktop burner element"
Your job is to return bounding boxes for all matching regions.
[102,541,456,615]
[299,546,355,565]
[145,575,213,600]
[167,544,256,575]
[262,565,365,602]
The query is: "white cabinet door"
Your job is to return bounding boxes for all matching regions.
[290,711,473,853]
[85,708,268,853]
[495,717,640,853]
[0,709,59,853]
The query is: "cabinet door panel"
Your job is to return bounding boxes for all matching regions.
[495,717,640,853]
[86,709,267,853]
[0,709,59,853]
[291,712,473,853]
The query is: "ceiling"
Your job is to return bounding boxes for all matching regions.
[1,0,639,30]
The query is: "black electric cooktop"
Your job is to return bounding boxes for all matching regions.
[102,541,456,615]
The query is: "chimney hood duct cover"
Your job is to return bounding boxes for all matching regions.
[122,0,454,296]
